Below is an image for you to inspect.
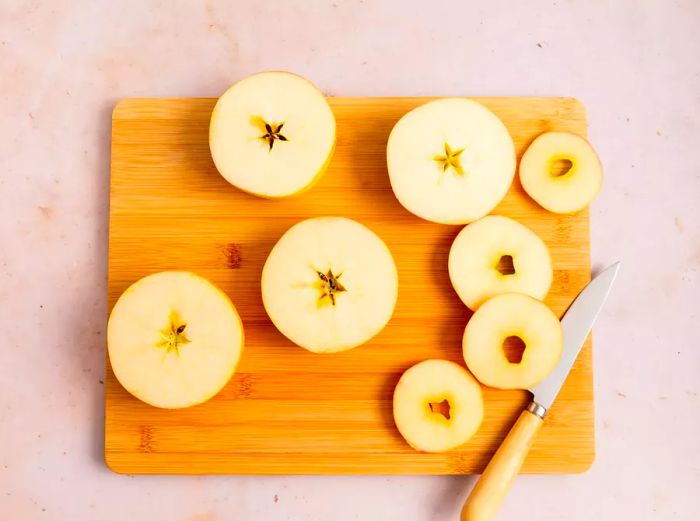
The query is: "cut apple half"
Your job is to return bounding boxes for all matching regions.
[519,131,603,213]
[386,98,516,224]
[463,293,563,390]
[107,271,244,409]
[393,359,484,453]
[261,217,398,353]
[449,215,553,310]
[209,71,336,198]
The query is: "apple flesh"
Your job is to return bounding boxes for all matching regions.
[449,215,553,310]
[393,359,484,453]
[261,217,398,353]
[209,71,336,198]
[107,271,244,409]
[463,293,562,390]
[519,131,603,213]
[386,98,516,224]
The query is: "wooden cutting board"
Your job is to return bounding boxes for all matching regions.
[106,96,593,474]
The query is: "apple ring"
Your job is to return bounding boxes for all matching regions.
[519,131,603,214]
[393,359,484,453]
[463,293,563,390]
[448,215,552,310]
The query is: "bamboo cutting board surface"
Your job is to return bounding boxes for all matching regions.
[106,96,594,474]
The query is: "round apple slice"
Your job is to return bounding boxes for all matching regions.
[393,359,484,453]
[386,98,516,224]
[519,131,603,213]
[261,217,398,353]
[449,215,552,310]
[463,293,563,390]
[107,271,244,409]
[209,71,336,198]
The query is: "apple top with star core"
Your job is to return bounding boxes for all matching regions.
[209,71,336,198]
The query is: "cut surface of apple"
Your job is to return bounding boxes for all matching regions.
[463,293,562,390]
[209,71,336,198]
[107,271,244,409]
[393,359,484,453]
[386,98,516,224]
[261,217,398,353]
[449,215,552,310]
[519,131,603,213]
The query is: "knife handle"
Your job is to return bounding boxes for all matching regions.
[461,405,544,521]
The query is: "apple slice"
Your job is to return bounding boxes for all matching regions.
[463,293,563,390]
[519,131,603,213]
[261,217,398,353]
[449,215,552,310]
[393,359,484,453]
[107,271,244,409]
[386,98,516,224]
[209,71,336,198]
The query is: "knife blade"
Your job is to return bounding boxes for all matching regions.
[529,261,621,414]
[461,262,620,521]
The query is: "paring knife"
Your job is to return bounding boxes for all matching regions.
[461,262,620,521]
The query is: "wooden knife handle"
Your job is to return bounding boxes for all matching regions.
[461,408,544,521]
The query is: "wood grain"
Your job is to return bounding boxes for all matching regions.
[106,96,594,474]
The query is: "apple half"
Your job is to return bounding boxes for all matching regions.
[261,217,398,353]
[386,98,516,224]
[209,71,336,198]
[107,271,244,409]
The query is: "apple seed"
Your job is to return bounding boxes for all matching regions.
[156,311,191,356]
[316,268,347,306]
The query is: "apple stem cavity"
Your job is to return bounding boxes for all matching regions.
[433,142,465,176]
[260,121,288,151]
[316,268,347,307]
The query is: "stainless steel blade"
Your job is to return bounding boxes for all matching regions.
[529,262,620,412]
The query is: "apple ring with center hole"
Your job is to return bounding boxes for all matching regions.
[393,359,484,453]
[448,215,553,310]
[463,293,563,390]
[519,131,603,214]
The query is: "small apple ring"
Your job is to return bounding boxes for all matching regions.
[462,293,563,390]
[393,359,484,453]
[448,215,553,310]
[519,131,603,214]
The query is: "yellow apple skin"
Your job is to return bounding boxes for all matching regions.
[463,293,562,390]
[519,131,603,214]
[107,271,244,409]
[393,359,484,453]
[209,71,336,198]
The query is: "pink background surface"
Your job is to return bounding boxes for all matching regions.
[1,1,699,519]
